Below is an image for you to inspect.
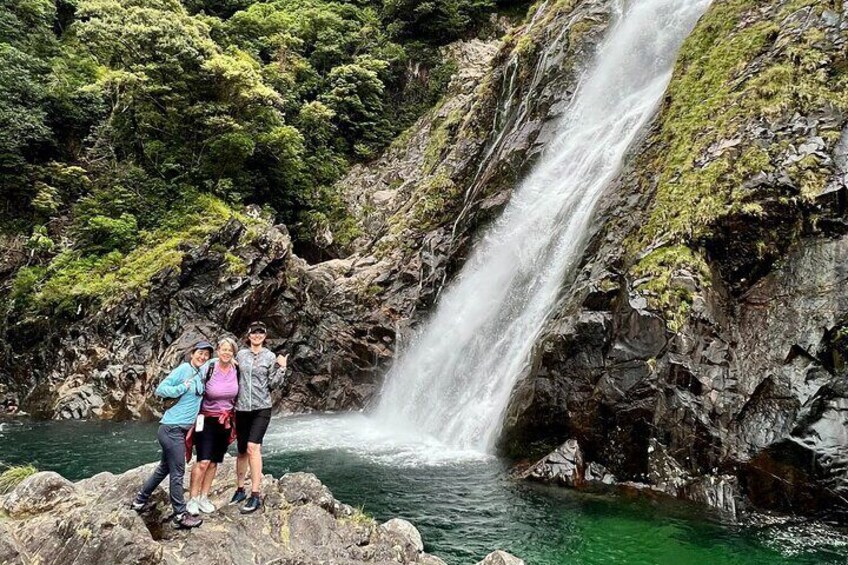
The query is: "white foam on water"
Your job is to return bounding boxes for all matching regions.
[262,414,493,468]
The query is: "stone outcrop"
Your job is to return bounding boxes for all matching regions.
[519,439,616,489]
[0,459,521,564]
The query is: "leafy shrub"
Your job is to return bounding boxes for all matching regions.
[73,213,139,254]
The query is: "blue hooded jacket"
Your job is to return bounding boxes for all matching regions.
[156,362,206,426]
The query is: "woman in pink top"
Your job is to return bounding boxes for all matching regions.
[186,337,239,515]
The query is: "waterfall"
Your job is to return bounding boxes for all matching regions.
[375,0,712,452]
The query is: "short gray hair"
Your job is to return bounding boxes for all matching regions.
[217,336,238,353]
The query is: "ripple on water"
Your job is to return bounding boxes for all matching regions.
[1,415,847,565]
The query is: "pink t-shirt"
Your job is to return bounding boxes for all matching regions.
[202,362,238,413]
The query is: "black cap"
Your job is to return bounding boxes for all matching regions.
[248,321,267,334]
[192,340,214,354]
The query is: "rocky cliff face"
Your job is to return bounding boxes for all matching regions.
[501,0,848,523]
[1,216,399,419]
[0,459,523,564]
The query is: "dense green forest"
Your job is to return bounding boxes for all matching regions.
[0,0,518,318]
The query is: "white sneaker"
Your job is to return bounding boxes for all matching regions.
[186,497,200,515]
[197,495,215,514]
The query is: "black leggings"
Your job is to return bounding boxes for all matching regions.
[236,409,271,454]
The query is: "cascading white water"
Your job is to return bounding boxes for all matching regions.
[374,0,712,452]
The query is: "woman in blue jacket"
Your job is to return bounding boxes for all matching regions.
[131,341,213,529]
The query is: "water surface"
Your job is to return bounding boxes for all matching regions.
[1,415,846,564]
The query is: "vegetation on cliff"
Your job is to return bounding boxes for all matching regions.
[628,0,848,324]
[0,0,526,321]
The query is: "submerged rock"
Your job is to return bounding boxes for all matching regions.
[476,550,526,565]
[0,459,511,565]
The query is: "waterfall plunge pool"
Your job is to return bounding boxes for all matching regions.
[1,414,846,564]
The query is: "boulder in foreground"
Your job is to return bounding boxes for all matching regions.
[0,458,524,565]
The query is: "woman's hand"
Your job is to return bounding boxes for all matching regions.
[276,354,288,369]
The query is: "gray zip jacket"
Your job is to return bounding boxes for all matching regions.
[235,347,283,411]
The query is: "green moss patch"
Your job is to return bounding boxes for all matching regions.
[627,0,848,316]
[10,195,258,317]
[631,245,710,330]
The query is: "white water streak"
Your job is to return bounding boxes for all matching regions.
[375,0,712,452]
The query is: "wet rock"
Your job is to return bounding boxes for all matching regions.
[521,439,619,489]
[585,462,617,485]
[647,439,690,496]
[522,439,585,487]
[682,475,740,516]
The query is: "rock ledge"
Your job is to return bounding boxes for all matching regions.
[0,458,523,565]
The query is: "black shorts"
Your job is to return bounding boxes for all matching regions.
[236,408,272,454]
[194,417,230,463]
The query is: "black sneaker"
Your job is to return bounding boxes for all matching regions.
[230,487,247,505]
[173,512,203,529]
[240,494,262,514]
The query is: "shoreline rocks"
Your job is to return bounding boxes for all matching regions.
[0,458,523,565]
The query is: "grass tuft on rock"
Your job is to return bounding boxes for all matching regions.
[339,505,374,527]
[0,464,38,494]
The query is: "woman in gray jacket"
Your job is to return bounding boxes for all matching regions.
[230,321,287,513]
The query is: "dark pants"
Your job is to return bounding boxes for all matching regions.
[137,424,189,514]
[236,408,272,454]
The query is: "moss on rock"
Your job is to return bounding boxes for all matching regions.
[8,195,260,317]
[627,0,848,316]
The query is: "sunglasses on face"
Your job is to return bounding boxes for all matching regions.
[250,329,266,335]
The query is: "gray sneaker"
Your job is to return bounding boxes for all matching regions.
[197,495,215,514]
